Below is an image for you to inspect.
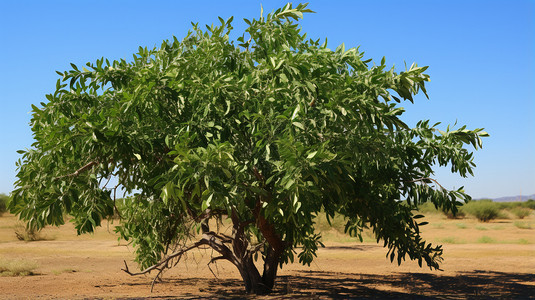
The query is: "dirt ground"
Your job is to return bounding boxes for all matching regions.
[0,213,534,299]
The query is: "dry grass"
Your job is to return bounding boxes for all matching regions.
[439,237,464,244]
[513,221,532,229]
[477,236,496,244]
[455,223,468,229]
[0,257,39,276]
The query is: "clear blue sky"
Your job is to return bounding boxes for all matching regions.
[0,1,533,199]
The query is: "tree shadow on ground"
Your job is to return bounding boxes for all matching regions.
[273,270,535,299]
[119,270,535,299]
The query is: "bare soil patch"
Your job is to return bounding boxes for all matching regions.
[0,213,533,299]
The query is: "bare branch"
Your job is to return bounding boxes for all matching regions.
[219,232,235,241]
[101,175,112,189]
[122,232,239,292]
[207,255,226,279]
[122,241,204,277]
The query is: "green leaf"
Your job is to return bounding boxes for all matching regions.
[284,178,295,190]
[202,193,213,211]
[280,73,289,83]
[292,122,305,130]
[291,105,300,120]
[306,151,317,159]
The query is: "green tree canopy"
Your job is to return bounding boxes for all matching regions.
[10,3,487,294]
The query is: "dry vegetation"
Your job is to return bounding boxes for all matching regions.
[0,257,38,277]
[0,203,534,299]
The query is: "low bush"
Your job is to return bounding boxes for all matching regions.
[524,199,535,210]
[511,207,531,219]
[444,209,466,219]
[0,193,9,216]
[496,201,518,210]
[415,202,440,214]
[14,223,46,241]
[415,201,465,219]
[314,212,349,233]
[0,258,39,276]
[462,200,500,222]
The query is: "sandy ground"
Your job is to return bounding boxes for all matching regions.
[0,214,534,299]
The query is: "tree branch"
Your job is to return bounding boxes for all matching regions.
[112,183,122,219]
[248,241,266,255]
[253,198,285,254]
[122,241,203,276]
[122,232,239,292]
[207,255,227,279]
[252,166,264,182]
[54,161,98,181]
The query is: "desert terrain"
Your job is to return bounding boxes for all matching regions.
[0,212,534,299]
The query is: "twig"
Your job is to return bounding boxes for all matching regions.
[54,161,98,181]
[405,177,446,190]
[248,241,266,255]
[207,255,226,280]
[113,183,122,219]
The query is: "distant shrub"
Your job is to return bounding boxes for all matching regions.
[462,200,500,222]
[313,210,349,233]
[496,202,516,209]
[444,209,466,219]
[416,201,465,219]
[415,202,440,214]
[525,199,535,210]
[496,201,535,210]
[511,207,531,219]
[0,193,9,216]
[14,223,46,241]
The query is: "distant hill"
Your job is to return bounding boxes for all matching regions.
[477,194,535,202]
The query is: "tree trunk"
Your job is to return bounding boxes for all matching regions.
[237,256,268,294]
[230,205,284,294]
[231,230,281,294]
[236,252,280,294]
[261,246,281,291]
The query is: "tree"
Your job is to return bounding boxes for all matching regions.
[10,3,488,294]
